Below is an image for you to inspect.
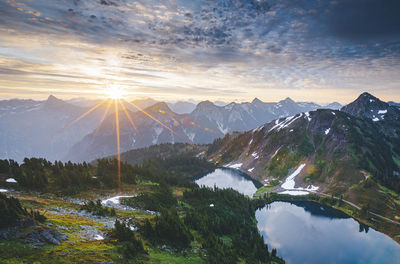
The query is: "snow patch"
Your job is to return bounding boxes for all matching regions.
[269,113,302,132]
[281,164,306,189]
[248,167,254,172]
[228,163,242,169]
[279,190,309,196]
[304,112,311,121]
[216,121,228,134]
[372,117,379,122]
[271,147,281,159]
[378,109,387,114]
[209,203,214,207]
[196,151,205,158]
[251,152,259,159]
[6,178,17,183]
[325,128,330,135]
[0,189,9,192]
[101,195,134,206]
[331,112,336,115]
[94,235,104,240]
[306,185,319,191]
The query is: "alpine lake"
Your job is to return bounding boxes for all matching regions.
[196,168,400,264]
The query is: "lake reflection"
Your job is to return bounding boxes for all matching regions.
[195,168,260,197]
[256,201,400,264]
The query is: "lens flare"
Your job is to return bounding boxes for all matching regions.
[105,87,125,99]
[114,100,121,193]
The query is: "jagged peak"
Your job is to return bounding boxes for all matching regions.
[347,92,385,107]
[357,92,380,102]
[279,97,295,104]
[251,97,263,104]
[44,95,69,108]
[47,94,60,102]
[145,101,172,113]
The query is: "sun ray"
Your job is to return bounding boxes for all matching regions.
[125,101,185,141]
[59,100,106,133]
[114,99,122,193]
[120,100,141,137]
[90,100,112,143]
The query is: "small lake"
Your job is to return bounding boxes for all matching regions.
[195,168,261,197]
[196,168,400,264]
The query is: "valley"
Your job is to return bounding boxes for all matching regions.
[1,92,400,263]
[2,0,400,262]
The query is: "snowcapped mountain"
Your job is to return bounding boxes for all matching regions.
[341,92,400,138]
[0,95,343,162]
[67,97,336,162]
[206,93,400,217]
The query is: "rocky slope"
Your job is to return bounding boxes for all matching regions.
[206,93,400,216]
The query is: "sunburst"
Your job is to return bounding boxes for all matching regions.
[56,87,219,193]
[56,88,186,193]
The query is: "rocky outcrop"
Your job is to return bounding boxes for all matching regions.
[20,226,68,246]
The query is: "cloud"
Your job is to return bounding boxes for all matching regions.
[0,0,399,102]
[324,0,400,42]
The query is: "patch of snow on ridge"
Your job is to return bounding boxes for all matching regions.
[228,163,242,169]
[217,121,228,134]
[378,109,387,114]
[253,124,264,132]
[372,117,379,122]
[281,164,306,189]
[269,113,302,132]
[331,112,336,115]
[325,128,330,135]
[304,112,311,121]
[271,147,281,159]
[248,168,254,172]
[251,152,259,159]
[0,189,9,192]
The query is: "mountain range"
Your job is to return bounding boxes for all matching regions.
[205,92,400,217]
[6,94,390,163]
[66,97,342,162]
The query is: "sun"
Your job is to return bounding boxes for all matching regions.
[105,87,125,99]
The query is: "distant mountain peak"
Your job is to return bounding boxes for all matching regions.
[347,92,384,107]
[145,101,172,113]
[280,97,295,104]
[44,95,69,108]
[341,92,400,127]
[251,98,263,104]
[196,100,216,109]
[357,92,379,102]
[47,94,60,102]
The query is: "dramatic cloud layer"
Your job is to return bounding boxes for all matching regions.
[0,0,399,102]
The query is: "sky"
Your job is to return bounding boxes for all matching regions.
[0,0,399,103]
